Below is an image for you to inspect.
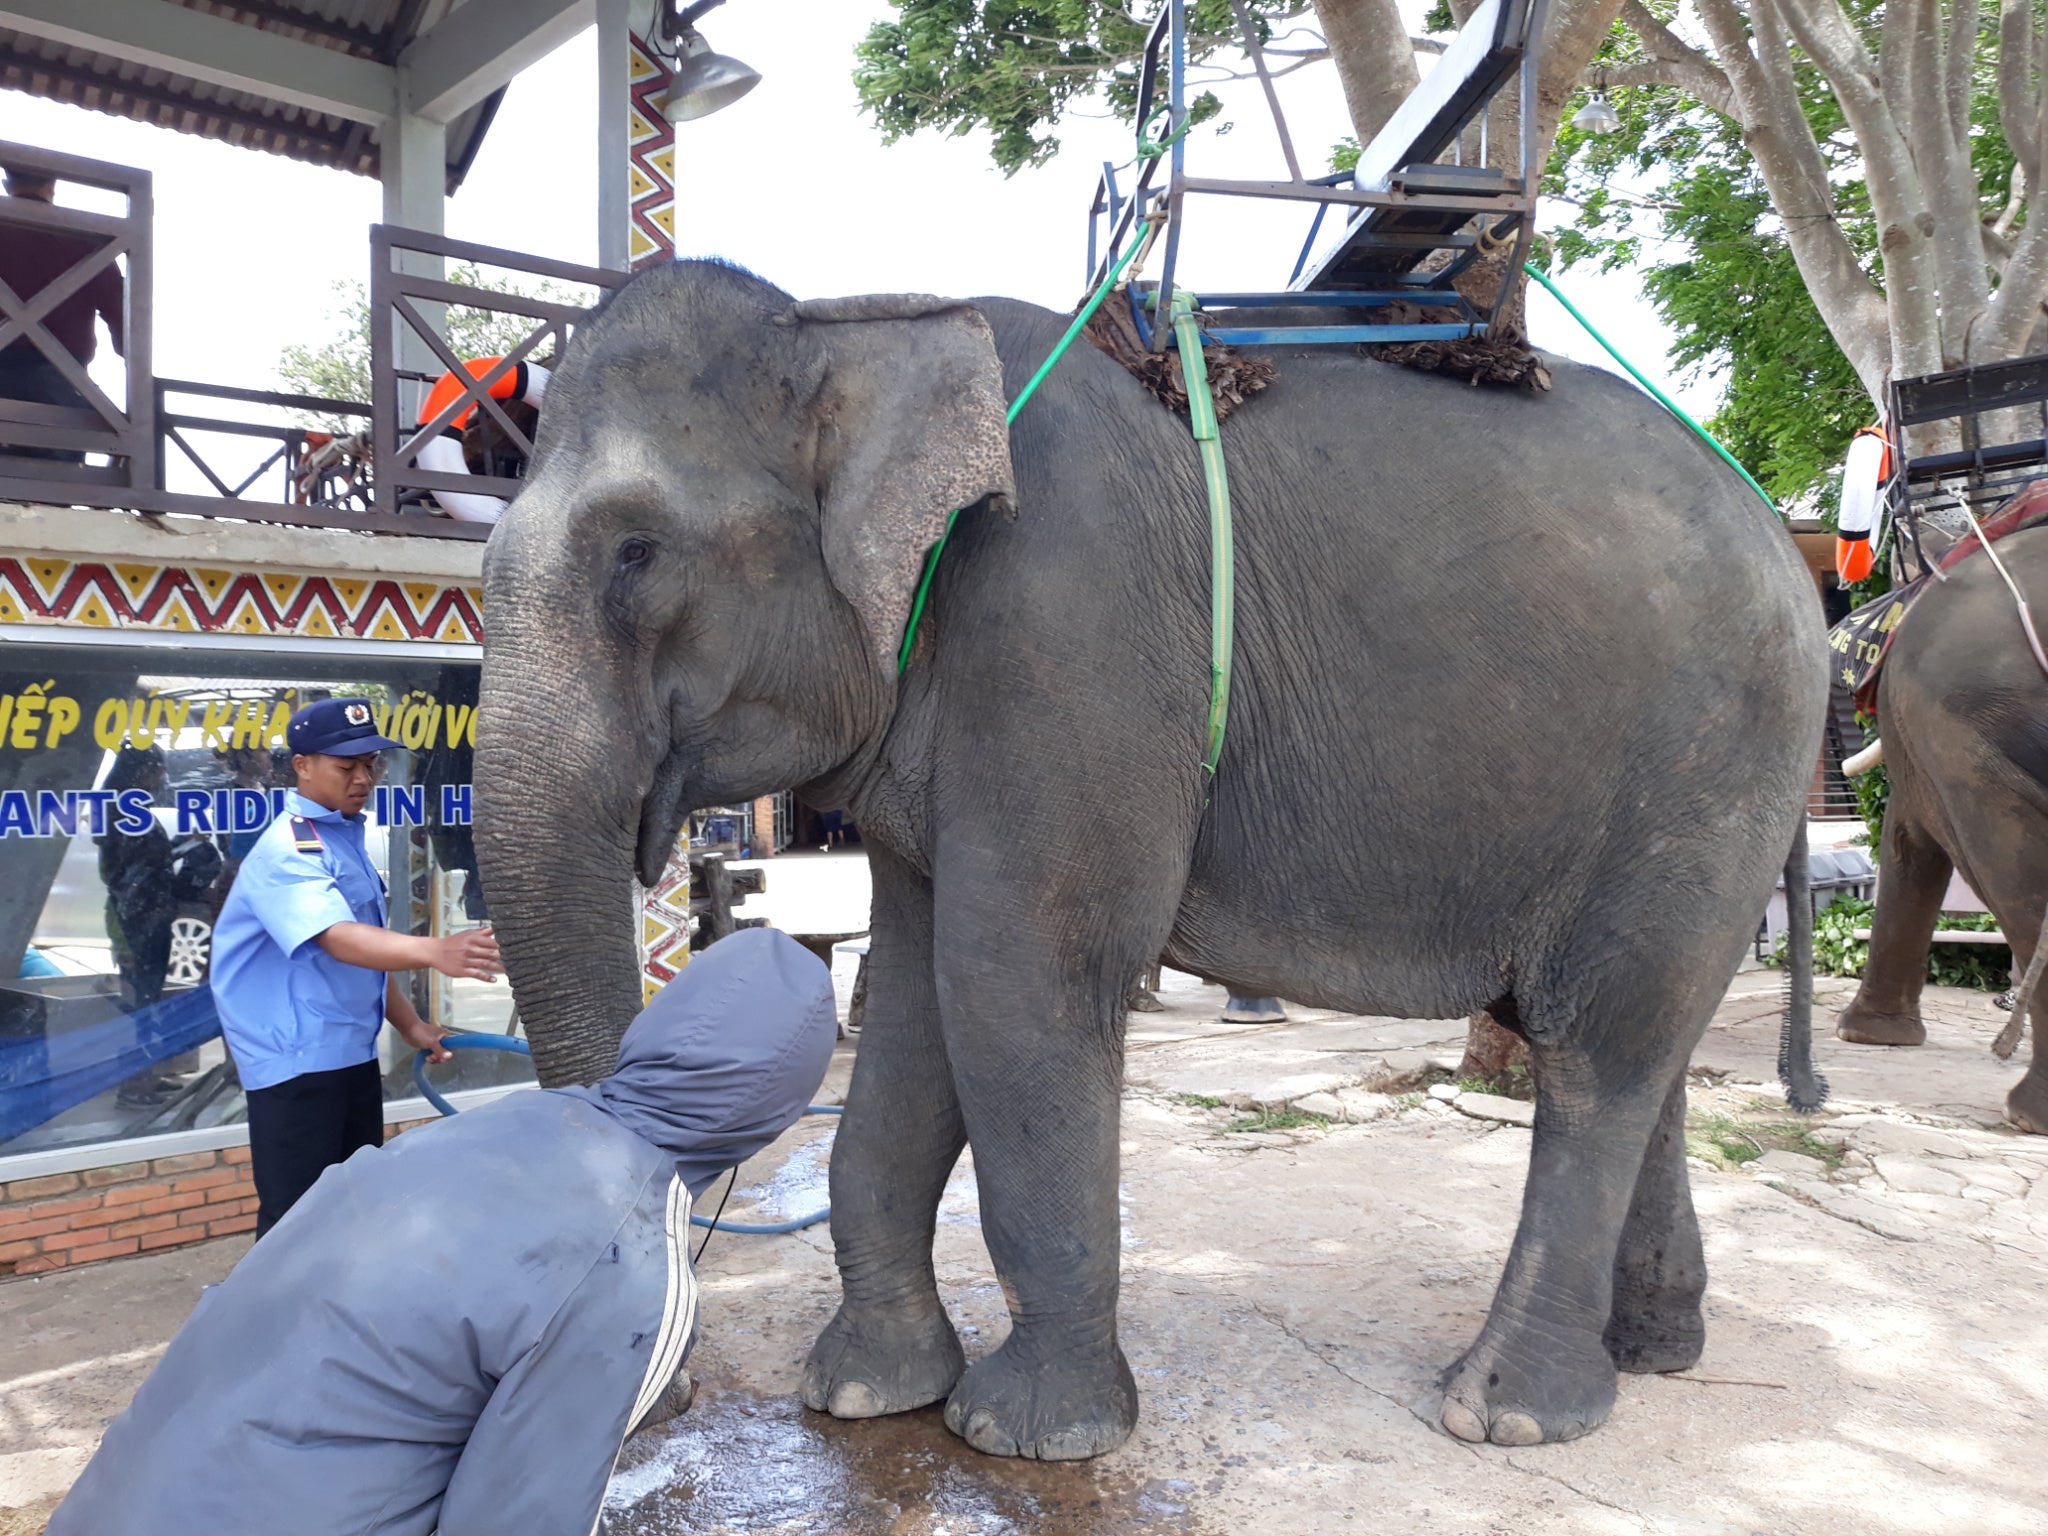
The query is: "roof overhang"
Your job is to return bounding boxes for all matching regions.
[0,0,592,190]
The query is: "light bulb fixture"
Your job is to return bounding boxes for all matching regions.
[656,0,761,122]
[1572,66,1620,135]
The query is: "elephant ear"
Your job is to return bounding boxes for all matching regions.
[788,294,1015,680]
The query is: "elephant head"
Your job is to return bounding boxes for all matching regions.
[475,262,1014,1086]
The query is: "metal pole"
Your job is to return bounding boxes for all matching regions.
[1153,0,1188,352]
[1230,0,1302,183]
[597,0,631,271]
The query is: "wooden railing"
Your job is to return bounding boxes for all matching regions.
[370,227,626,524]
[0,141,154,501]
[0,138,629,540]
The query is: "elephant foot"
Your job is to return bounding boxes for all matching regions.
[1835,999,1926,1047]
[1602,1290,1704,1376]
[1221,995,1287,1024]
[1439,1323,1618,1446]
[629,1368,696,1437]
[942,1336,1138,1460]
[2005,1074,2048,1136]
[801,1300,965,1419]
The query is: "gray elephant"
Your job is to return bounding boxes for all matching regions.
[1834,529,2048,1132]
[473,262,1825,1455]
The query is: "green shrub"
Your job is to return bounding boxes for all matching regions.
[1770,896,2009,991]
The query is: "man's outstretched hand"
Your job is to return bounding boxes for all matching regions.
[431,926,503,983]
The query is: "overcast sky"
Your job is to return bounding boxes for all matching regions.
[0,2,1718,424]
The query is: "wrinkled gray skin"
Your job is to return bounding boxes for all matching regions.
[1835,529,2048,1133]
[475,261,1825,1457]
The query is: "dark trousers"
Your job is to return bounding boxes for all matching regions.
[0,351,89,463]
[245,1060,384,1237]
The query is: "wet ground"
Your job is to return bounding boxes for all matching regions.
[609,1387,1195,1536]
[5,907,2047,1533]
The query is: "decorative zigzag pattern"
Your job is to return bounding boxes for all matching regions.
[0,557,485,644]
[640,857,694,1000]
[627,32,678,271]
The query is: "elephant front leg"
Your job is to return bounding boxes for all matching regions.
[937,959,1137,1461]
[1837,805,1951,1047]
[802,848,969,1419]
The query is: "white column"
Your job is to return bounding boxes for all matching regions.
[381,108,449,387]
[597,0,631,272]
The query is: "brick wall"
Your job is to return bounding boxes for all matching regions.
[0,1118,433,1277]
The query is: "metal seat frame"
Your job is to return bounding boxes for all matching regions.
[1085,0,1549,351]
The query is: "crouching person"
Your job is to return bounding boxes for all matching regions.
[48,928,838,1536]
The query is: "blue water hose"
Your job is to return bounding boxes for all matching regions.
[413,1034,841,1234]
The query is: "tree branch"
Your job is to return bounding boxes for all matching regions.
[1981,196,2048,353]
[1611,0,1737,116]
[1691,0,1890,394]
[1946,0,1980,146]
[1771,0,1945,379]
[1999,0,2038,190]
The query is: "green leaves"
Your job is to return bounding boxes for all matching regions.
[853,1,1310,174]
[1769,896,2012,991]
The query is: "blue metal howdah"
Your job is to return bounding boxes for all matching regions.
[1087,0,1550,354]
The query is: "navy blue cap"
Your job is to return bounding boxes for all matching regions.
[287,698,401,757]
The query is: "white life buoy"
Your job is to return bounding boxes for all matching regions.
[1836,426,1890,583]
[416,357,549,524]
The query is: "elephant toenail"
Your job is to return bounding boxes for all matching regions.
[1490,1411,1544,1446]
[1036,1428,1098,1461]
[827,1382,885,1418]
[962,1408,1020,1457]
[1441,1402,1488,1442]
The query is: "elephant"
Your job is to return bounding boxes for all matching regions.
[473,260,1826,1456]
[1833,528,2048,1132]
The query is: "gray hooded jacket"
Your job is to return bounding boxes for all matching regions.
[49,928,837,1536]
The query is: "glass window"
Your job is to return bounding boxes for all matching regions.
[0,641,529,1161]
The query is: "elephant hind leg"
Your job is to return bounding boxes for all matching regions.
[1837,801,1950,1047]
[2004,924,2048,1135]
[1604,1073,1705,1374]
[1440,943,1725,1447]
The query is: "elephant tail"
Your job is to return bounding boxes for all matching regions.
[1778,818,1829,1113]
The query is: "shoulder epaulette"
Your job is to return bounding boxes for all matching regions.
[289,816,324,854]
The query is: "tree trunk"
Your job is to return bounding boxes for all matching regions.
[1458,1008,1529,1081]
[1313,0,1422,143]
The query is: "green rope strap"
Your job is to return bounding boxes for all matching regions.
[1136,102,1193,161]
[896,222,1156,674]
[1170,291,1234,776]
[1521,263,1775,513]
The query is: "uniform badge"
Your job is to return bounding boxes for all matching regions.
[343,703,370,726]
[290,816,324,853]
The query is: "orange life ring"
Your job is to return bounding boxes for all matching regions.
[1836,424,1890,584]
[416,357,549,524]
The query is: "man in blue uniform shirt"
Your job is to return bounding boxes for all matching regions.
[211,698,502,1234]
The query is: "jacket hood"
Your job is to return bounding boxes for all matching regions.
[559,928,837,1194]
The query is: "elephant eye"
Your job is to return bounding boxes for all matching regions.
[617,537,654,570]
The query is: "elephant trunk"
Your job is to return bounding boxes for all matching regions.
[475,624,648,1090]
